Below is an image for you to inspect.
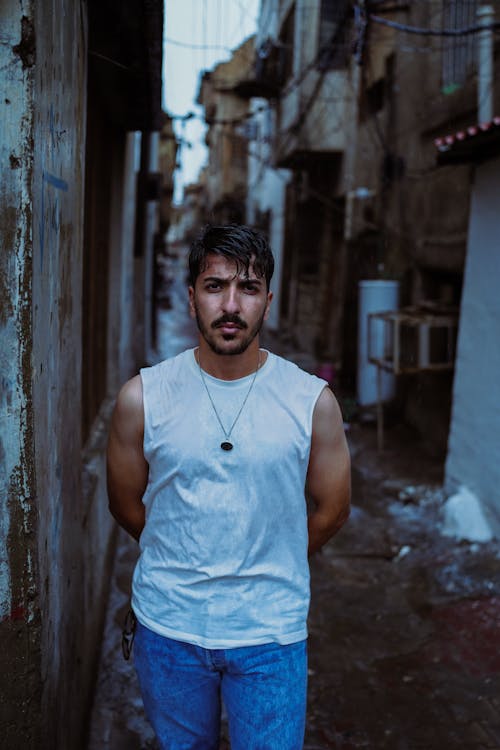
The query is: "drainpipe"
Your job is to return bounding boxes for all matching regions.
[477,4,494,124]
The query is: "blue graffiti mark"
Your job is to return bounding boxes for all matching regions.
[49,103,56,153]
[50,497,62,560]
[39,177,45,272]
[39,170,69,270]
[38,103,70,271]
[43,171,69,192]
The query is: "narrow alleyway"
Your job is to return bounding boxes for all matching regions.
[88,254,500,750]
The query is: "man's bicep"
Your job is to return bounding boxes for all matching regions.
[307,388,351,507]
[107,422,149,494]
[107,377,149,499]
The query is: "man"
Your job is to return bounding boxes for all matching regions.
[107,224,351,750]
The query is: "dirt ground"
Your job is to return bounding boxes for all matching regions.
[306,422,500,750]
[87,257,500,750]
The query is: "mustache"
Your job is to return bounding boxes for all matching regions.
[212,314,247,330]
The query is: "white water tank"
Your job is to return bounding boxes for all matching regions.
[357,280,399,406]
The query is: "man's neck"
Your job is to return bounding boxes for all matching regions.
[196,340,263,381]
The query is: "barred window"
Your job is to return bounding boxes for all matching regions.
[317,0,351,71]
[442,0,478,91]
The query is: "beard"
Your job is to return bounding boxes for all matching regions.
[194,306,267,356]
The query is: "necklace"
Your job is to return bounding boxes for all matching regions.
[198,351,261,451]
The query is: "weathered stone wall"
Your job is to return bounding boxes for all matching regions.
[0,1,117,746]
[0,0,40,745]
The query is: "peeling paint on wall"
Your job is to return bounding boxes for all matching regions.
[0,2,41,744]
[2,0,161,744]
[12,16,36,68]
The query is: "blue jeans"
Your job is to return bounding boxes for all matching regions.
[134,621,307,749]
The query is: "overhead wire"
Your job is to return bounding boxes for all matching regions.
[369,13,500,37]
[168,0,260,197]
[164,36,235,52]
[192,0,490,136]
[227,0,259,49]
[179,0,496,212]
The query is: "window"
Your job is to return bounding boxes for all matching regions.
[317,0,351,71]
[279,5,295,83]
[442,0,478,92]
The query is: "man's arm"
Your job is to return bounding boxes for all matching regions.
[306,387,351,555]
[106,375,149,541]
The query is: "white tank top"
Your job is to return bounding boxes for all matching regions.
[132,348,327,649]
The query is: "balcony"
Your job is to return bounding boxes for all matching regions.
[233,41,285,100]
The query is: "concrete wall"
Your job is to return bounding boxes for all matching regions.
[0,1,40,744]
[0,2,155,746]
[445,156,500,536]
[275,0,352,165]
[30,3,102,747]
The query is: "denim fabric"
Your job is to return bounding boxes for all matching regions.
[134,621,308,749]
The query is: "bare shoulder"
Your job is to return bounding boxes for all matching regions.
[312,387,344,440]
[111,375,144,440]
[116,374,143,412]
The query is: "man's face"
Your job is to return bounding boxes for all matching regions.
[189,253,273,356]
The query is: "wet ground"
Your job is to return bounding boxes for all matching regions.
[88,253,500,750]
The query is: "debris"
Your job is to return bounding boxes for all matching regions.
[394,545,411,560]
[441,486,494,543]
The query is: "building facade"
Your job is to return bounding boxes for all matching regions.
[197,36,255,224]
[236,0,499,466]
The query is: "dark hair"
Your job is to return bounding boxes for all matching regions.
[189,224,275,289]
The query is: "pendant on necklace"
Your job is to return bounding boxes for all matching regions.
[221,441,233,451]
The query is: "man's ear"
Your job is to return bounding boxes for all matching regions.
[264,290,273,321]
[188,286,196,319]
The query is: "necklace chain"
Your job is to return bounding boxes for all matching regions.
[198,351,261,450]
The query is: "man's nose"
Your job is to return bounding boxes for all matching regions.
[222,286,240,314]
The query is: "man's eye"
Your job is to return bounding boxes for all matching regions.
[206,283,221,290]
[244,284,258,293]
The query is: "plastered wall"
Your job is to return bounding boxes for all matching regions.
[0,1,117,746]
[0,0,41,744]
[445,156,500,536]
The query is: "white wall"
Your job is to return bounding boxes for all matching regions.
[445,156,500,536]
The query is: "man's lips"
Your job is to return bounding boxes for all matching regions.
[213,318,246,331]
[217,323,241,333]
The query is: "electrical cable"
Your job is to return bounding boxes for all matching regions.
[369,14,500,37]
[164,36,234,52]
[175,0,493,219]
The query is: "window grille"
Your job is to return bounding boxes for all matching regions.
[442,0,478,91]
